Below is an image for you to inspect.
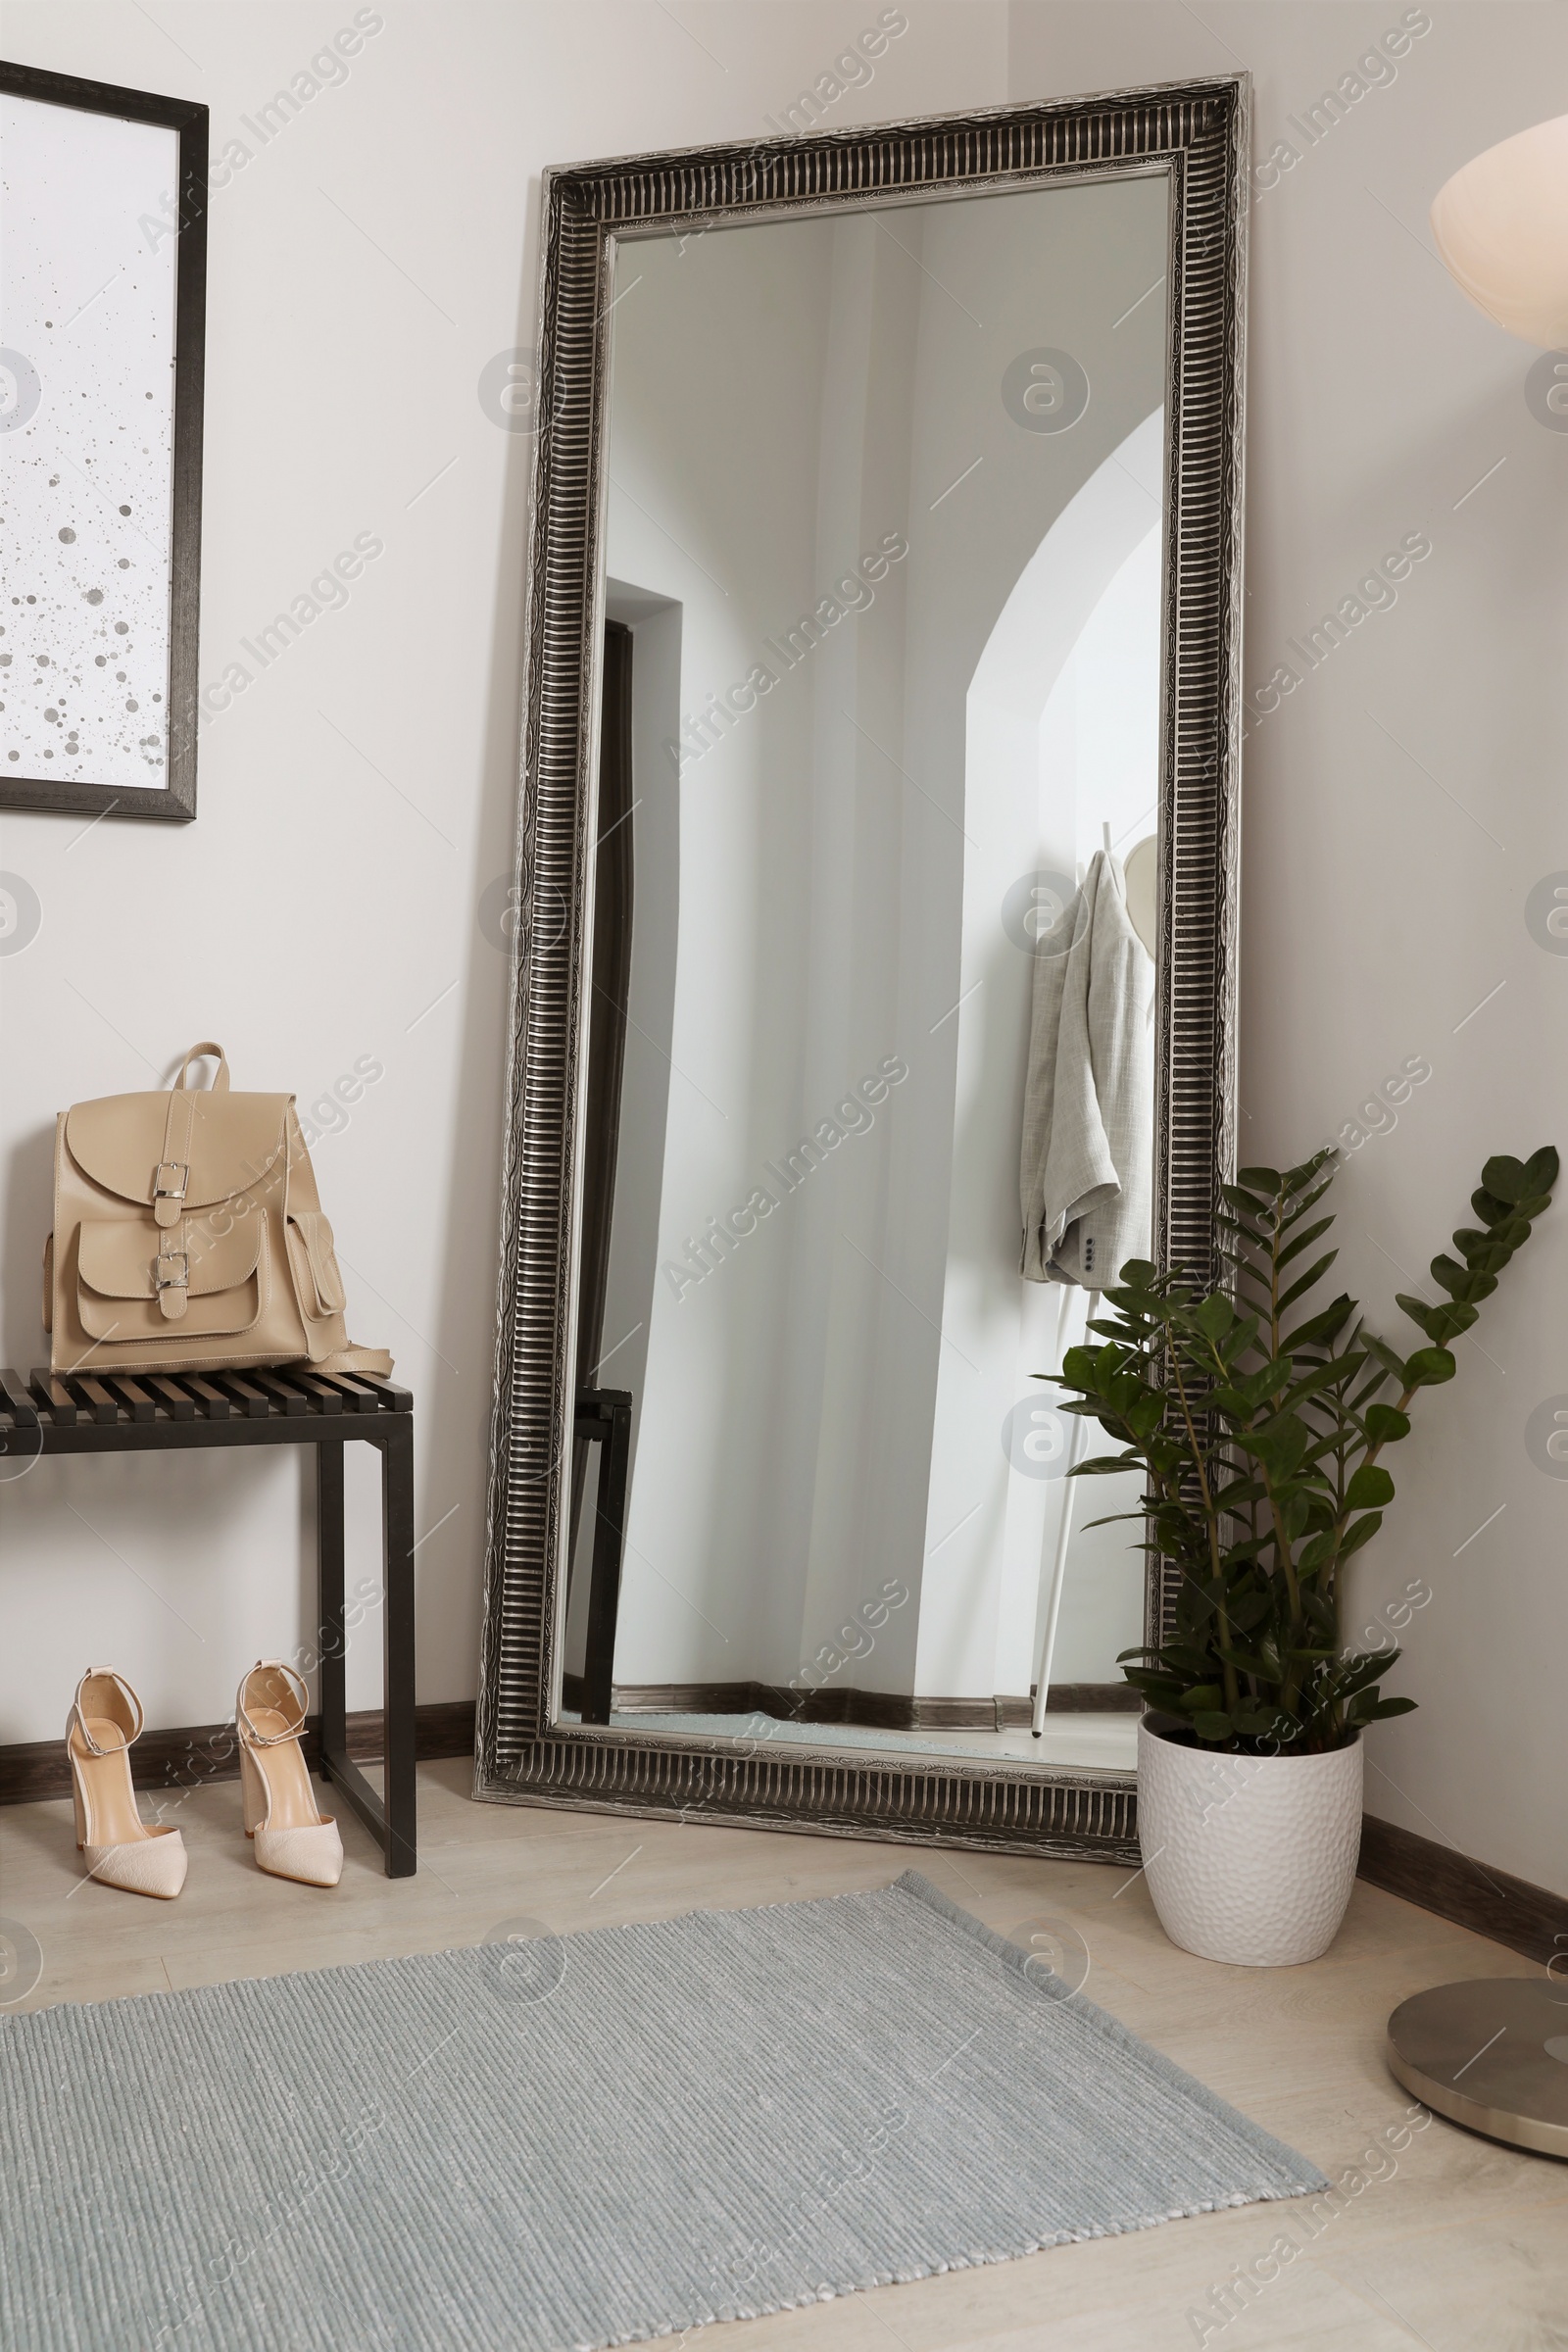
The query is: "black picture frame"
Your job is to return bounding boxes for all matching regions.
[0,58,207,822]
[478,77,1250,1862]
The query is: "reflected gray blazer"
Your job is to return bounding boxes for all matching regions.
[1019,850,1152,1289]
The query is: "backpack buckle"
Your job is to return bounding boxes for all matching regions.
[155,1250,189,1292]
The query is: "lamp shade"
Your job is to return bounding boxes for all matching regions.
[1431,113,1568,348]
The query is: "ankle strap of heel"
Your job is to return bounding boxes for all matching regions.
[236,1659,310,1746]
[69,1667,144,1756]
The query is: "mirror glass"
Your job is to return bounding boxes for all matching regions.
[562,172,1171,1772]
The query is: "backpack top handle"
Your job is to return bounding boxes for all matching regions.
[174,1042,230,1096]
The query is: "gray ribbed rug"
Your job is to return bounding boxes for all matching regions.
[1,1871,1324,2352]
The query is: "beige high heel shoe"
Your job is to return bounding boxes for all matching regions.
[236,1662,344,1887]
[67,1668,188,1899]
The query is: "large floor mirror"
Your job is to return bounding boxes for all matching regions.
[479,81,1249,1862]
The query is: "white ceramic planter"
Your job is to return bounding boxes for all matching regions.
[1137,1720,1363,1967]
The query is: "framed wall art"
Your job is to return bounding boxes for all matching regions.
[0,59,207,822]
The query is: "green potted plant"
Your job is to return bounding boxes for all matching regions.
[1050,1144,1557,1965]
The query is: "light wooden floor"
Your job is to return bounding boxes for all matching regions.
[3,1759,1563,2350]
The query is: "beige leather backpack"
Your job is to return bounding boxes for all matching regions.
[44,1041,391,1381]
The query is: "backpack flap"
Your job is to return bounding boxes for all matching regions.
[74,1214,269,1343]
[64,1091,290,1215]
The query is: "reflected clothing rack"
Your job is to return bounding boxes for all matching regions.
[1031,1289,1101,1738]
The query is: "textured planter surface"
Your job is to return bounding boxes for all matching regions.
[1138,1721,1363,1967]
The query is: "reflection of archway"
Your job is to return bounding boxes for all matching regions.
[969,407,1163,726]
[913,409,1163,1701]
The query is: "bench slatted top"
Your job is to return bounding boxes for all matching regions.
[0,1366,413,1447]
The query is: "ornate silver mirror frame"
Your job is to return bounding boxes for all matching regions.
[476,74,1250,1863]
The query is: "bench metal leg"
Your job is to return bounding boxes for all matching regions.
[318,1440,347,1760]
[315,1427,417,1878]
[581,1395,632,1727]
[381,1419,417,1876]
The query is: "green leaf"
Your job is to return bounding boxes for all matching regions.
[1192,1712,1235,1744]
[1482,1154,1528,1204]
[1346,1463,1396,1511]
[1283,1150,1337,1195]
[1193,1294,1236,1343]
[1301,1589,1338,1638]
[1285,1487,1318,1537]
[1276,1251,1339,1313]
[1276,1215,1335,1273]
[1404,1346,1457,1388]
[1352,1694,1418,1722]
[1348,1366,1395,1415]
[1338,1511,1384,1557]
[1336,1650,1399,1700]
[1363,1404,1411,1445]
[1163,1641,1219,1675]
[1237,1413,1311,1482]
[1128,1665,1189,1702]
[1453,1228,1520,1272]
[1127,1692,1195,1722]
[1241,1358,1294,1410]
[1126,1394,1166,1441]
[1223,1285,1277,1334]
[1178,1686,1225,1714]
[1219,1314,1262,1366]
[1285,1355,1355,1410]
[1430,1254,1496,1303]
[1286,1171,1338,1216]
[1215,1235,1268,1273]
[1282,1295,1356,1352]
[1396,1293,1444,1342]
[1522,1146,1559,1196]
[1474,1157,1553,1220]
[1362,1333,1410,1385]
[1217,1645,1274,1678]
[1237,1165,1283,1193]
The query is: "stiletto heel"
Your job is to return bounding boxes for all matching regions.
[235,1662,343,1887]
[66,1668,187,1899]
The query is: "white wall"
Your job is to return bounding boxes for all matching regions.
[0,1,1007,1745]
[1011,0,1568,1897]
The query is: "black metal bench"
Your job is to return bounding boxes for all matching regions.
[573,1388,632,1726]
[0,1363,416,1876]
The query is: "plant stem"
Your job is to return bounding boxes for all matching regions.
[1325,1381,1419,1645]
[1167,1326,1241,1717]
[1262,1178,1304,1709]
